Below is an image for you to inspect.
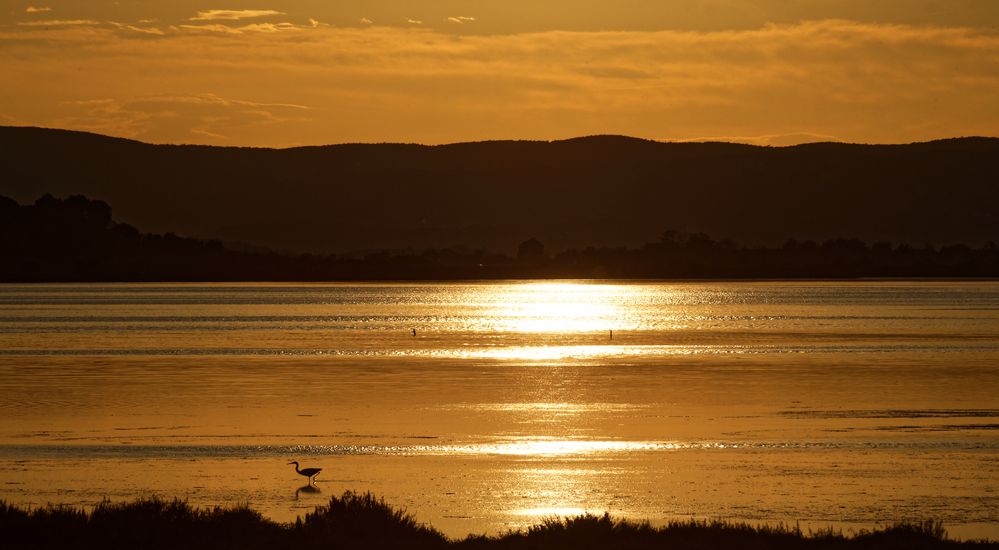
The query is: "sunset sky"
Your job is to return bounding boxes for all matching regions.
[2,1,998,147]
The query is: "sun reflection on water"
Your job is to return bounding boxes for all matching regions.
[440,344,754,361]
[504,467,611,525]
[485,282,632,333]
[448,345,667,360]
[512,507,590,517]
[472,438,662,457]
[455,345,627,360]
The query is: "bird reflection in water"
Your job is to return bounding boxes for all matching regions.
[295,483,321,500]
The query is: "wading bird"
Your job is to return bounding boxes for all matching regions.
[288,461,322,483]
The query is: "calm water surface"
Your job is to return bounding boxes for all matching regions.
[0,281,997,538]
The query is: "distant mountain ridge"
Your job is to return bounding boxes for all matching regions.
[1,126,996,253]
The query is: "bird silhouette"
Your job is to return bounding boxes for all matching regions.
[288,460,322,484]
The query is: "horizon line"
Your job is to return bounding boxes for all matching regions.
[2,124,997,151]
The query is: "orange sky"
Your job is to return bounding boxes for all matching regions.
[2,1,998,146]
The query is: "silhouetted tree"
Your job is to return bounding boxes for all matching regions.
[517,237,546,260]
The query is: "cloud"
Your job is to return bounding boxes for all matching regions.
[108,22,165,36]
[54,94,311,145]
[190,10,284,21]
[176,24,243,35]
[446,16,476,24]
[238,22,298,33]
[175,22,299,35]
[2,19,998,146]
[25,6,51,13]
[134,93,309,111]
[580,66,654,79]
[16,19,100,27]
[676,133,843,146]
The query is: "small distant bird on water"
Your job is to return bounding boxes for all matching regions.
[288,461,322,483]
[412,328,416,336]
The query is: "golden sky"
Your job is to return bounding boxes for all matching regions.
[2,1,998,146]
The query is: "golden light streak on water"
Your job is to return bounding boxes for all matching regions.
[504,467,604,522]
[452,438,665,457]
[512,507,589,517]
[483,282,635,333]
[446,345,717,360]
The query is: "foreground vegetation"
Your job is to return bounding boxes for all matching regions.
[2,492,995,550]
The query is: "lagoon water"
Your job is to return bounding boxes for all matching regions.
[0,281,997,539]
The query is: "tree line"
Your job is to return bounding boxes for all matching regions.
[1,194,997,281]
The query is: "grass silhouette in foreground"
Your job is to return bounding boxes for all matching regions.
[1,492,995,550]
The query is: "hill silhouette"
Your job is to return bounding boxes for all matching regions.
[1,126,997,254]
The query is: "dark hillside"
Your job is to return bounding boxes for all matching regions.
[1,127,996,254]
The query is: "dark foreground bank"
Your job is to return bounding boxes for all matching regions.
[1,492,995,550]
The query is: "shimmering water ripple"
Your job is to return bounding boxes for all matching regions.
[2,438,997,460]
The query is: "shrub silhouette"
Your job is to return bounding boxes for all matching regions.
[0,494,996,550]
[293,491,446,549]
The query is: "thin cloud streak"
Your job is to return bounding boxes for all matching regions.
[53,94,312,145]
[17,19,101,27]
[108,22,165,36]
[675,133,844,146]
[190,10,284,21]
[175,22,301,35]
